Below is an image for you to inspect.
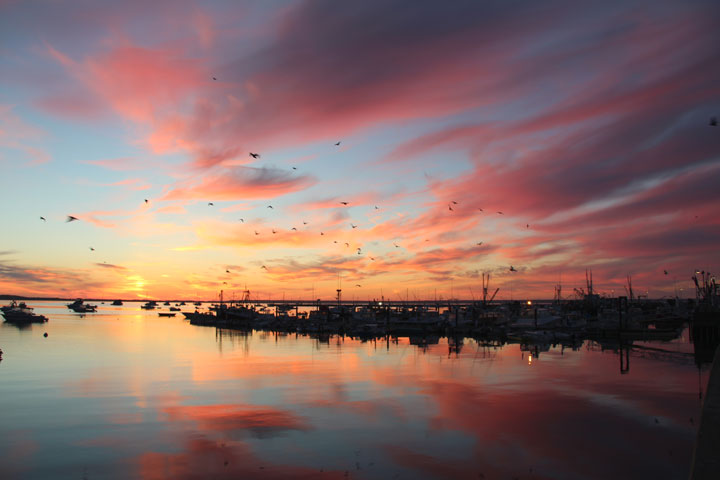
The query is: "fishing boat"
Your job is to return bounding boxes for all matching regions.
[1,302,48,323]
[141,301,157,310]
[158,312,176,317]
[67,299,98,313]
[111,300,123,306]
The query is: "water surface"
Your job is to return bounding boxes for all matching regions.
[0,302,709,479]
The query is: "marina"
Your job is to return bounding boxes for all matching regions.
[0,294,717,479]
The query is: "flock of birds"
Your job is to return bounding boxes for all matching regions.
[38,117,715,281]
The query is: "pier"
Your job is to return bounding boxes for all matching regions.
[690,345,720,480]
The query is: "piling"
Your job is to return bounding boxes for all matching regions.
[689,345,720,480]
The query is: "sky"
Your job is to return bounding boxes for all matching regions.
[0,0,718,300]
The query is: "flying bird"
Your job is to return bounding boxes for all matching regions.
[333,240,338,243]
[272,229,277,234]
[89,247,95,251]
[664,270,668,275]
[478,208,483,212]
[250,152,260,159]
[526,224,530,228]
[261,265,267,270]
[40,217,46,222]
[451,201,458,205]
[344,242,349,247]
[448,205,454,211]
[144,199,148,204]
[292,166,297,170]
[369,257,375,261]
[356,248,362,254]
[355,284,362,287]
[303,221,308,225]
[711,117,717,126]
[239,218,244,222]
[213,77,217,81]
[374,206,379,210]
[351,224,357,228]
[226,269,230,273]
[267,205,273,209]
[393,243,400,248]
[335,141,341,146]
[497,211,504,215]
[340,202,349,206]
[291,227,297,231]
[320,232,324,235]
[66,216,79,222]
[476,242,483,246]
[208,202,214,206]
[254,231,259,235]
[509,266,517,272]
[223,281,227,285]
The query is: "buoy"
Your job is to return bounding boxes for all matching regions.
[43,332,48,337]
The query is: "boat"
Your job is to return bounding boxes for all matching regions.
[141,301,157,310]
[163,301,171,306]
[158,312,176,317]
[111,300,123,306]
[169,307,181,311]
[67,299,98,313]
[194,301,202,306]
[1,302,48,324]
[2,300,29,313]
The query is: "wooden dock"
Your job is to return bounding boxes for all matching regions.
[689,345,720,480]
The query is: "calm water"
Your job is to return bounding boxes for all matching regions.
[0,301,709,479]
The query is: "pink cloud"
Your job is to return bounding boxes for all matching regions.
[162,166,315,201]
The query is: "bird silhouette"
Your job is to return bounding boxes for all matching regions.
[369,257,375,260]
[356,248,362,253]
[448,205,454,211]
[351,224,357,228]
[66,215,79,222]
[335,141,341,146]
[711,117,717,126]
[451,201,458,205]
[320,232,324,235]
[509,266,517,272]
[89,247,95,251]
[664,270,668,275]
[526,224,530,228]
[303,221,308,225]
[213,77,217,81]
[477,242,483,246]
[226,269,230,273]
[291,227,297,231]
[292,166,297,170]
[254,231,259,235]
[344,242,349,247]
[333,240,338,243]
[250,152,260,159]
[208,202,214,206]
[355,284,361,287]
[239,218,244,222]
[261,265,267,270]
[374,206,379,210]
[272,229,277,234]
[497,211,504,215]
[393,243,399,248]
[478,208,483,212]
[340,202,349,206]
[40,216,46,222]
[144,199,148,204]
[223,281,227,285]
[267,205,273,209]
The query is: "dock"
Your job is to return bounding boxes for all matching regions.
[690,345,720,480]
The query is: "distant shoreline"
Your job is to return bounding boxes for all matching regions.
[0,294,691,303]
